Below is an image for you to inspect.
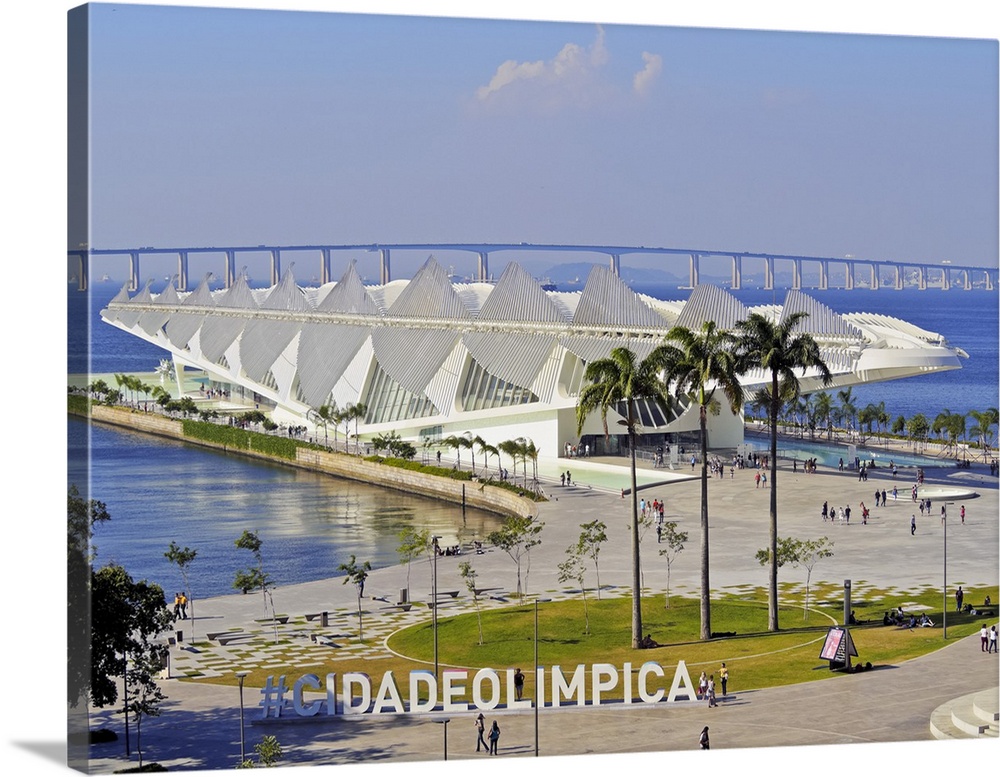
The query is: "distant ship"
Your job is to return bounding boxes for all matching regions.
[101,273,111,282]
[536,278,558,291]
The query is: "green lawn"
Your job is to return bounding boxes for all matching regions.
[189,584,997,702]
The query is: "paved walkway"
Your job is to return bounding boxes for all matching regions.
[82,454,999,772]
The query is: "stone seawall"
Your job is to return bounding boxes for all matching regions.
[80,404,535,520]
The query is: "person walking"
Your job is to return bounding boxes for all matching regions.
[699,726,710,750]
[179,592,188,619]
[475,712,488,752]
[911,514,916,535]
[956,586,964,612]
[981,624,990,652]
[960,504,965,524]
[488,720,501,755]
[698,671,708,700]
[719,663,729,698]
[706,675,717,707]
[989,626,997,654]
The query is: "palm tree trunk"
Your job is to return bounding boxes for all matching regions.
[629,426,642,649]
[699,404,711,640]
[768,372,780,632]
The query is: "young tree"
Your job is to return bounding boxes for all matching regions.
[458,561,484,645]
[487,514,544,602]
[576,519,608,599]
[576,346,675,649]
[557,549,590,635]
[736,311,832,632]
[121,649,166,768]
[237,734,284,769]
[755,537,833,620]
[339,554,373,642]
[657,320,744,641]
[233,530,278,641]
[396,527,430,597]
[165,541,198,639]
[658,521,688,609]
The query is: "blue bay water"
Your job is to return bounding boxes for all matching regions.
[69,416,501,599]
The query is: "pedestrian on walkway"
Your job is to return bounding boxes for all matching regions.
[960,504,965,524]
[488,720,501,755]
[989,626,997,654]
[699,726,710,750]
[981,624,990,652]
[911,514,916,535]
[179,592,188,619]
[698,671,707,700]
[707,675,717,707]
[475,713,487,752]
[719,662,729,697]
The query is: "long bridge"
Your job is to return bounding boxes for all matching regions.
[67,243,997,292]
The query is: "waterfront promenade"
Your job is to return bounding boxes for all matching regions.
[81,452,999,773]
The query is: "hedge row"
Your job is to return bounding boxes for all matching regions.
[180,419,300,460]
[67,394,91,416]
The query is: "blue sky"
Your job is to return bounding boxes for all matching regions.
[77,1,998,281]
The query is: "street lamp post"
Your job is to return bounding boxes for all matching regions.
[942,511,948,640]
[432,717,451,760]
[533,597,550,757]
[236,670,250,764]
[431,535,441,681]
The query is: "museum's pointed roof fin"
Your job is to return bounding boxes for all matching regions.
[387,255,470,320]
[572,265,668,328]
[318,262,381,315]
[478,262,566,323]
[780,289,865,340]
[674,284,749,331]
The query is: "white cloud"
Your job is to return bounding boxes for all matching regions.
[633,51,662,97]
[475,25,616,108]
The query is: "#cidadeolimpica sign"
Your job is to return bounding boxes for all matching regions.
[251,661,699,719]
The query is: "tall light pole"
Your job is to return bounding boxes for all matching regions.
[533,597,550,757]
[431,535,441,681]
[942,511,948,640]
[236,670,250,764]
[432,717,451,760]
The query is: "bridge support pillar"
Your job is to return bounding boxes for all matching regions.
[844,262,854,290]
[270,249,282,286]
[731,255,742,289]
[791,258,802,290]
[477,251,489,282]
[320,249,332,285]
[941,268,950,290]
[72,252,88,291]
[689,253,700,287]
[870,263,879,290]
[917,266,927,290]
[610,254,620,277]
[129,251,140,291]
[763,256,774,290]
[224,250,237,288]
[818,260,829,290]
[984,271,994,291]
[176,251,189,291]
[380,249,391,285]
[894,265,903,290]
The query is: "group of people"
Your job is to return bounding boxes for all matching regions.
[697,663,729,707]
[821,500,859,524]
[980,624,998,653]
[882,607,933,629]
[474,713,502,755]
[564,443,589,458]
[172,591,188,619]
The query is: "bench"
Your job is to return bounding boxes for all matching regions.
[310,634,341,648]
[430,590,461,599]
[304,612,333,622]
[218,633,254,646]
[380,603,412,612]
[254,615,290,625]
[473,587,502,596]
[206,629,244,641]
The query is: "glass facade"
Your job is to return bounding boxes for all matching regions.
[460,358,538,412]
[363,363,440,425]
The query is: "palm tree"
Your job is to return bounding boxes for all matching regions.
[968,408,999,460]
[656,321,743,641]
[837,387,857,441]
[575,346,675,649]
[497,439,520,480]
[350,403,368,454]
[313,403,335,448]
[812,391,834,440]
[735,311,832,633]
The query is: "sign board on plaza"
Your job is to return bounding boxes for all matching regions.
[252,661,698,719]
